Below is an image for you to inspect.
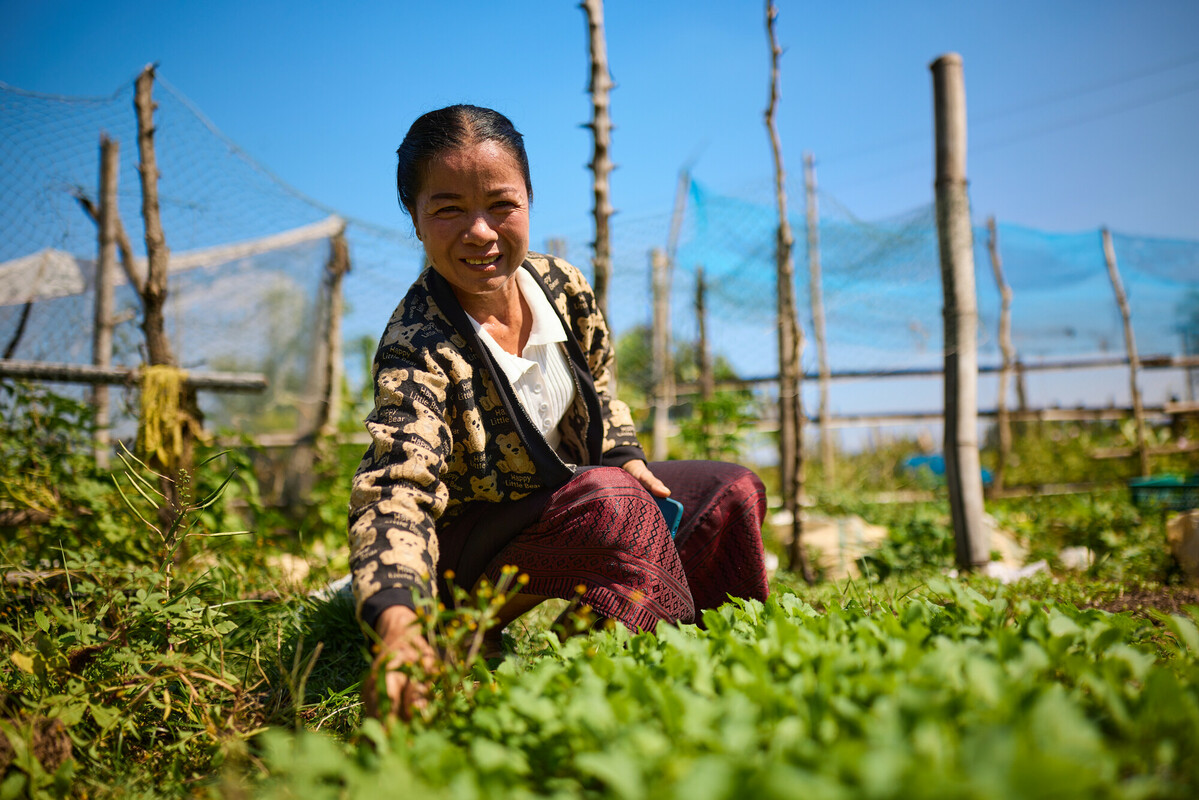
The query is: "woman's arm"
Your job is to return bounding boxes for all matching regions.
[349,343,453,630]
[350,342,455,720]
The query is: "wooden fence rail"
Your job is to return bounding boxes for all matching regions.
[0,359,267,392]
[676,353,1199,392]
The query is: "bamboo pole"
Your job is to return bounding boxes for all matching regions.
[930,52,988,570]
[92,136,119,468]
[986,216,1015,494]
[651,247,671,462]
[134,64,175,368]
[581,0,613,321]
[804,152,834,482]
[766,0,813,583]
[1102,226,1151,476]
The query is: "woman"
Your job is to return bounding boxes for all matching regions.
[351,104,769,719]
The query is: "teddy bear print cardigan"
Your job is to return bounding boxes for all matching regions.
[348,253,646,625]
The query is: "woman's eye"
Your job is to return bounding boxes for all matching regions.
[434,206,462,216]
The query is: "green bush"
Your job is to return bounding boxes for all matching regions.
[3,381,1198,798]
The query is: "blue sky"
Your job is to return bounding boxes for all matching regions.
[3,0,1198,248]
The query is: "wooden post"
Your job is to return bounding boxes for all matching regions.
[695,267,714,404]
[766,0,813,583]
[134,63,201,531]
[651,248,672,462]
[581,0,613,321]
[319,225,350,439]
[695,266,714,459]
[74,191,145,298]
[1015,358,1028,412]
[1102,226,1151,476]
[660,169,687,422]
[1187,324,1198,403]
[930,53,988,570]
[134,64,175,369]
[986,216,1015,495]
[805,152,834,483]
[92,136,119,468]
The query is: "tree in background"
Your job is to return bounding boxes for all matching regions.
[615,325,754,461]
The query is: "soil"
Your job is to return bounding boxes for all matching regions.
[1086,585,1199,616]
[0,715,72,776]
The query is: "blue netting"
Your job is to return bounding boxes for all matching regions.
[676,180,1199,379]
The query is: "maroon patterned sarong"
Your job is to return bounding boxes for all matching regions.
[439,461,769,633]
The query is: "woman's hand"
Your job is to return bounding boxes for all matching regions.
[622,459,671,498]
[363,605,438,722]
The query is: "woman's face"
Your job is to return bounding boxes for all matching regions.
[410,139,530,305]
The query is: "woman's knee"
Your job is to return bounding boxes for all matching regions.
[563,465,646,496]
[730,466,766,514]
[543,466,668,539]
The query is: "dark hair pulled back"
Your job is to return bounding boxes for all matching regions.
[396,104,532,217]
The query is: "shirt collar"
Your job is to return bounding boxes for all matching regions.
[465,267,567,385]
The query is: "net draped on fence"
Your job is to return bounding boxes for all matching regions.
[0,75,424,436]
[2,74,1197,442]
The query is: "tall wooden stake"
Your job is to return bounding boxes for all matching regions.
[92,136,119,468]
[1015,359,1028,412]
[134,64,175,369]
[695,267,714,404]
[931,53,988,570]
[766,0,813,583]
[656,168,689,438]
[319,225,350,439]
[804,152,834,483]
[1102,227,1151,476]
[74,191,145,299]
[651,248,672,462]
[695,266,714,459]
[135,64,201,529]
[581,0,613,320]
[986,216,1015,495]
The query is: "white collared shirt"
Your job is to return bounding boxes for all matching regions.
[468,269,576,450]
